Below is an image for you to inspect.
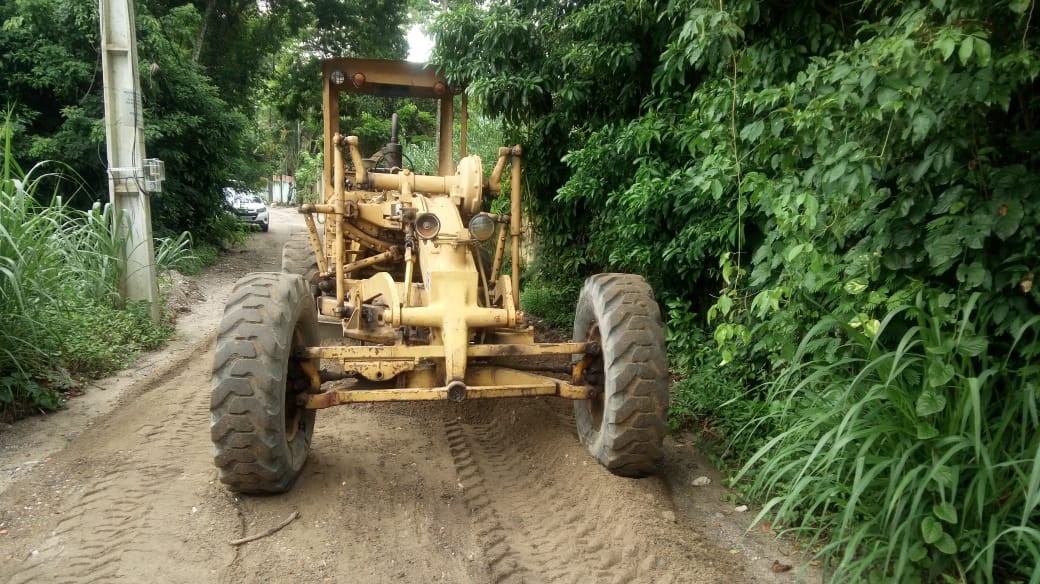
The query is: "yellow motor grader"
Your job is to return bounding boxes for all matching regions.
[210,59,669,493]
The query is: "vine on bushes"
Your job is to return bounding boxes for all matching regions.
[433,0,1040,580]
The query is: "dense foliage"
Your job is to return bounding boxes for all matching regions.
[0,0,410,417]
[0,124,176,419]
[0,0,410,241]
[261,0,411,181]
[0,1,254,241]
[432,0,1040,580]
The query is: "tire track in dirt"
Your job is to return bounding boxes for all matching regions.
[478,420,671,584]
[222,402,478,584]
[7,463,177,584]
[2,374,761,584]
[445,418,535,583]
[444,399,731,584]
[1,355,239,584]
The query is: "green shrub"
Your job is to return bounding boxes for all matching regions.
[294,149,322,204]
[667,351,763,441]
[0,120,176,419]
[176,242,219,275]
[434,3,1040,580]
[154,231,196,273]
[519,278,579,332]
[0,127,74,416]
[49,302,172,378]
[734,292,1040,582]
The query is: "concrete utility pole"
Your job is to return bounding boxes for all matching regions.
[100,0,160,322]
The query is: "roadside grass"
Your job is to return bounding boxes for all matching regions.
[39,302,171,378]
[156,230,219,275]
[519,278,579,332]
[517,272,1040,582]
[729,292,1040,582]
[0,120,202,420]
[176,242,219,274]
[663,301,768,442]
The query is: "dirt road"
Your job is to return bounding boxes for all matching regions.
[0,208,805,583]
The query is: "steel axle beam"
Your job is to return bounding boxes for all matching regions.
[299,365,592,409]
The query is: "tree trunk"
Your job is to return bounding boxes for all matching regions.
[193,0,216,63]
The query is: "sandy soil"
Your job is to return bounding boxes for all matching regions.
[0,207,815,583]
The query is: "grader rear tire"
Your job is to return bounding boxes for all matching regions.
[210,272,319,494]
[281,231,320,295]
[573,274,669,477]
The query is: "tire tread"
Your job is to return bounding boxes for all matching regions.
[282,232,320,289]
[210,272,317,494]
[573,273,669,478]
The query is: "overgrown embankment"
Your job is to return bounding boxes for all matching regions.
[0,125,195,420]
[432,1,1039,581]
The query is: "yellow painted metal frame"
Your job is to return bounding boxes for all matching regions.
[302,366,591,409]
[322,59,456,195]
[301,57,587,408]
[299,342,591,361]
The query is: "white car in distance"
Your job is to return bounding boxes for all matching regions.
[224,188,270,232]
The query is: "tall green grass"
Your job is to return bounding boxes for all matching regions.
[0,131,67,413]
[404,112,504,176]
[155,230,206,274]
[733,292,1040,582]
[0,119,177,419]
[519,278,580,331]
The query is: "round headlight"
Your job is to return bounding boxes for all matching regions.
[330,70,345,85]
[415,213,441,239]
[468,213,495,241]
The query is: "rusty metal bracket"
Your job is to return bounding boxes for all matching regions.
[343,199,358,218]
[298,359,323,392]
[571,355,593,386]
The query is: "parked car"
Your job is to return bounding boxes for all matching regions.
[224,188,270,232]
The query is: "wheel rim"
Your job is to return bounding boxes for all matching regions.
[284,327,311,442]
[584,322,605,429]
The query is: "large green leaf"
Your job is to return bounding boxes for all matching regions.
[935,533,957,555]
[926,361,956,388]
[916,388,948,417]
[933,502,958,525]
[921,516,945,545]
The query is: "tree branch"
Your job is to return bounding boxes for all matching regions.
[229,511,300,546]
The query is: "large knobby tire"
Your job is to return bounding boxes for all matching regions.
[573,274,669,477]
[210,272,319,494]
[281,231,319,289]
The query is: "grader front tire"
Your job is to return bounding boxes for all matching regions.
[281,231,320,295]
[573,274,669,477]
[210,272,319,494]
